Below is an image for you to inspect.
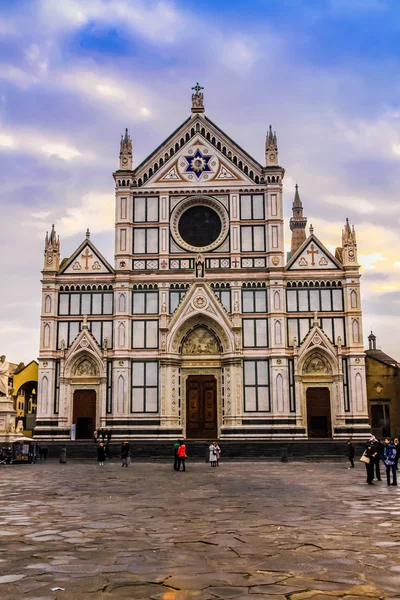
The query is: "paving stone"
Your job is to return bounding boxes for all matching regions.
[0,462,399,599]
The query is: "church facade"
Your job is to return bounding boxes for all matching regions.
[34,86,370,441]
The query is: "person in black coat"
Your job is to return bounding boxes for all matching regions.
[121,441,130,467]
[97,443,106,466]
[372,437,383,481]
[346,440,355,468]
[364,440,377,484]
[107,428,112,443]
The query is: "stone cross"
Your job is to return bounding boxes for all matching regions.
[82,248,93,270]
[307,243,319,266]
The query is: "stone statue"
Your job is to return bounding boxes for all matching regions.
[0,355,10,397]
[195,254,205,278]
[8,419,15,434]
[191,82,204,109]
[16,419,24,434]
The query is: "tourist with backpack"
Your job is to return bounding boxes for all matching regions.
[384,437,397,486]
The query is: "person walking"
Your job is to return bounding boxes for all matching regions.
[209,442,217,467]
[213,441,221,467]
[97,442,106,466]
[347,440,355,469]
[42,445,48,460]
[177,440,186,472]
[384,437,397,486]
[363,439,377,485]
[121,441,130,467]
[173,439,181,471]
[394,437,399,471]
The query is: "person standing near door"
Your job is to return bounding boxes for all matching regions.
[213,441,221,467]
[346,440,355,469]
[173,439,181,471]
[209,442,217,467]
[97,442,106,467]
[121,441,130,467]
[177,440,186,472]
[394,437,399,471]
[364,439,377,485]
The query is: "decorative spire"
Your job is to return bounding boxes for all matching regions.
[368,331,377,350]
[309,224,314,235]
[265,124,278,166]
[341,218,358,265]
[191,82,205,113]
[293,184,302,208]
[43,224,60,271]
[86,228,90,240]
[289,184,307,255]
[119,127,132,170]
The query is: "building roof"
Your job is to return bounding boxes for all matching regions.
[365,348,399,368]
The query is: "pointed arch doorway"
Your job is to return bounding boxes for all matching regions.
[73,390,96,439]
[180,324,222,440]
[306,387,332,438]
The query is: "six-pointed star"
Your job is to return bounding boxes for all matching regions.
[183,149,212,179]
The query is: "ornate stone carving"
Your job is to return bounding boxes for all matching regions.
[303,353,332,374]
[73,358,98,377]
[193,295,207,309]
[182,327,220,355]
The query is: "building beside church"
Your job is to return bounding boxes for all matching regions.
[365,332,400,439]
[34,85,370,441]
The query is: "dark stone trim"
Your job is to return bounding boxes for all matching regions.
[107,428,182,436]
[35,420,59,427]
[242,419,298,425]
[222,428,306,435]
[34,429,70,436]
[334,427,371,434]
[344,418,370,425]
[106,420,161,426]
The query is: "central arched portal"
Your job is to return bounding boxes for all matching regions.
[180,324,222,440]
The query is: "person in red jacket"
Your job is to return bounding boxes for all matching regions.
[177,441,186,472]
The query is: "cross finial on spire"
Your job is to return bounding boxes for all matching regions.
[309,224,314,235]
[86,228,90,239]
[191,82,205,113]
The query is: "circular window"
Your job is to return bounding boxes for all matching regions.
[171,197,229,252]
[178,206,222,248]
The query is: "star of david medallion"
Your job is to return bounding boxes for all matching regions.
[183,149,212,179]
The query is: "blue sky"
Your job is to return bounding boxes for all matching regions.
[1,0,400,362]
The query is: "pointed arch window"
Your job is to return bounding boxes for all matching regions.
[352,319,360,344]
[43,323,50,348]
[276,373,284,412]
[117,375,125,413]
[119,293,126,313]
[118,323,126,347]
[44,295,51,313]
[273,291,280,310]
[41,376,49,414]
[274,320,282,345]
[350,290,358,309]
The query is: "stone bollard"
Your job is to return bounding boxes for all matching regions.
[59,448,67,464]
[280,447,288,463]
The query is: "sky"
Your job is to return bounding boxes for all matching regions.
[1,0,400,363]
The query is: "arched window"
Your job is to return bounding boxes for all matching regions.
[274,320,282,344]
[276,373,284,412]
[355,372,363,411]
[41,376,48,414]
[43,323,50,348]
[118,323,126,347]
[351,290,358,308]
[352,319,360,344]
[44,295,51,313]
[119,293,126,313]
[273,291,280,310]
[117,375,125,413]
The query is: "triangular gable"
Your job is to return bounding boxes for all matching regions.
[298,322,338,356]
[133,114,263,187]
[148,134,255,187]
[59,238,114,275]
[286,235,343,271]
[65,322,104,357]
[168,281,233,333]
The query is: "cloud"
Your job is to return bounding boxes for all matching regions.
[0,127,89,160]
[324,194,377,215]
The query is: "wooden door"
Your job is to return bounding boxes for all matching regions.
[306,387,332,438]
[186,375,217,439]
[73,390,96,440]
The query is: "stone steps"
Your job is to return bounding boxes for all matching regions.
[36,440,361,461]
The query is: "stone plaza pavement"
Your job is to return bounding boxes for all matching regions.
[0,460,400,600]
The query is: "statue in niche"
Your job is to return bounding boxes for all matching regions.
[182,327,219,355]
[0,355,10,397]
[195,254,205,278]
[304,353,331,374]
